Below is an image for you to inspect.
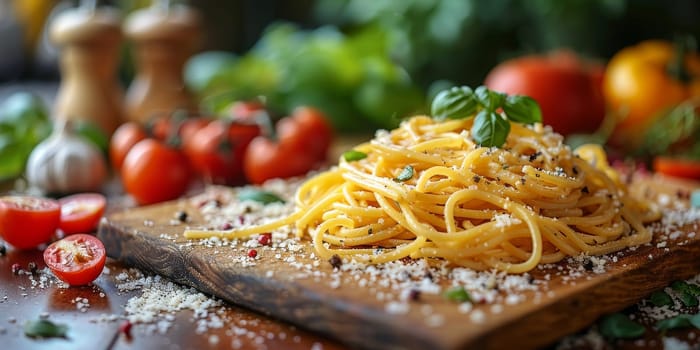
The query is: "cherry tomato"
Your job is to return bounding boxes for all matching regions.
[109,122,147,171]
[122,139,192,205]
[244,137,319,184]
[43,233,106,286]
[243,107,333,184]
[229,100,265,120]
[58,193,107,235]
[653,157,700,180]
[185,120,260,185]
[277,106,334,161]
[0,196,60,249]
[485,51,606,136]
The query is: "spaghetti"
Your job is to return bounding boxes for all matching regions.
[185,116,660,273]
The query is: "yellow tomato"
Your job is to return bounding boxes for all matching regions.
[603,40,700,150]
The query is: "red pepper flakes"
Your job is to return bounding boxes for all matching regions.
[219,222,233,230]
[119,320,132,337]
[11,263,21,275]
[247,249,258,258]
[257,233,272,246]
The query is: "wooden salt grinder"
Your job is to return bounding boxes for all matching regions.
[124,2,201,124]
[50,5,123,136]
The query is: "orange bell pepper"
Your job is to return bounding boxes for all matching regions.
[603,39,700,150]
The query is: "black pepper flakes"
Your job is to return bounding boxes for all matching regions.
[27,262,38,274]
[0,243,5,256]
[328,254,343,269]
[367,227,373,235]
[473,175,481,183]
[581,186,589,194]
[583,259,594,271]
[572,166,579,175]
[175,210,188,222]
[529,152,541,162]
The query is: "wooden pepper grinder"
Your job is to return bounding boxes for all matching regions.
[50,0,123,136]
[124,0,201,124]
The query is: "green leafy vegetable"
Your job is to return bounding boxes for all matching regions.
[656,314,700,331]
[443,286,471,302]
[429,85,542,147]
[598,313,645,339]
[238,188,285,205]
[24,319,68,339]
[393,165,414,182]
[430,86,477,121]
[343,150,368,162]
[649,290,674,307]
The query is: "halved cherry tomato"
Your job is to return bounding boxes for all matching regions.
[184,119,260,185]
[243,106,333,184]
[58,193,107,235]
[0,196,60,249]
[109,122,147,171]
[653,156,700,180]
[43,233,106,286]
[122,139,192,205]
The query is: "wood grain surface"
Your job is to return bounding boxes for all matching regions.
[97,177,700,350]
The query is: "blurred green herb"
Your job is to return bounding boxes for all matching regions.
[443,286,471,302]
[598,313,645,339]
[394,165,414,182]
[238,188,285,205]
[649,290,674,307]
[656,314,700,331]
[24,319,68,339]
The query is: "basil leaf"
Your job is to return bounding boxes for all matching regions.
[503,95,542,124]
[599,313,645,339]
[343,150,367,162]
[238,188,285,205]
[472,110,510,147]
[393,165,414,182]
[24,319,68,338]
[655,314,700,331]
[443,286,471,302]
[474,85,505,112]
[430,86,477,121]
[649,290,674,307]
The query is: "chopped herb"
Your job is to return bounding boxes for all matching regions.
[394,165,414,182]
[649,290,674,307]
[342,150,368,162]
[443,286,471,302]
[24,319,68,338]
[238,188,285,205]
[328,254,343,269]
[656,314,700,331]
[598,313,645,339]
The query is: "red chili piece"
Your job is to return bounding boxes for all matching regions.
[11,263,21,275]
[119,320,133,336]
[247,249,257,258]
[257,233,272,246]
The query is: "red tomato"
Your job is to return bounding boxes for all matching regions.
[109,122,147,171]
[277,107,334,161]
[0,196,60,249]
[185,120,260,185]
[243,106,333,184]
[243,137,319,184]
[58,193,107,235]
[43,233,106,286]
[122,139,192,205]
[653,157,700,180]
[484,51,606,136]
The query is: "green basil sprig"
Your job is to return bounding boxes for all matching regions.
[431,85,542,147]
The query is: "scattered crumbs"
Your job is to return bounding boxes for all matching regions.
[662,337,691,350]
[469,310,485,324]
[385,301,409,315]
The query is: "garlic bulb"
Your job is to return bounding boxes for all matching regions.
[26,120,108,194]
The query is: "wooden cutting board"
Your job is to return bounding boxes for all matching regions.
[97,176,700,350]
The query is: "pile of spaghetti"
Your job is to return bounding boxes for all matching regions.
[185,116,660,273]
